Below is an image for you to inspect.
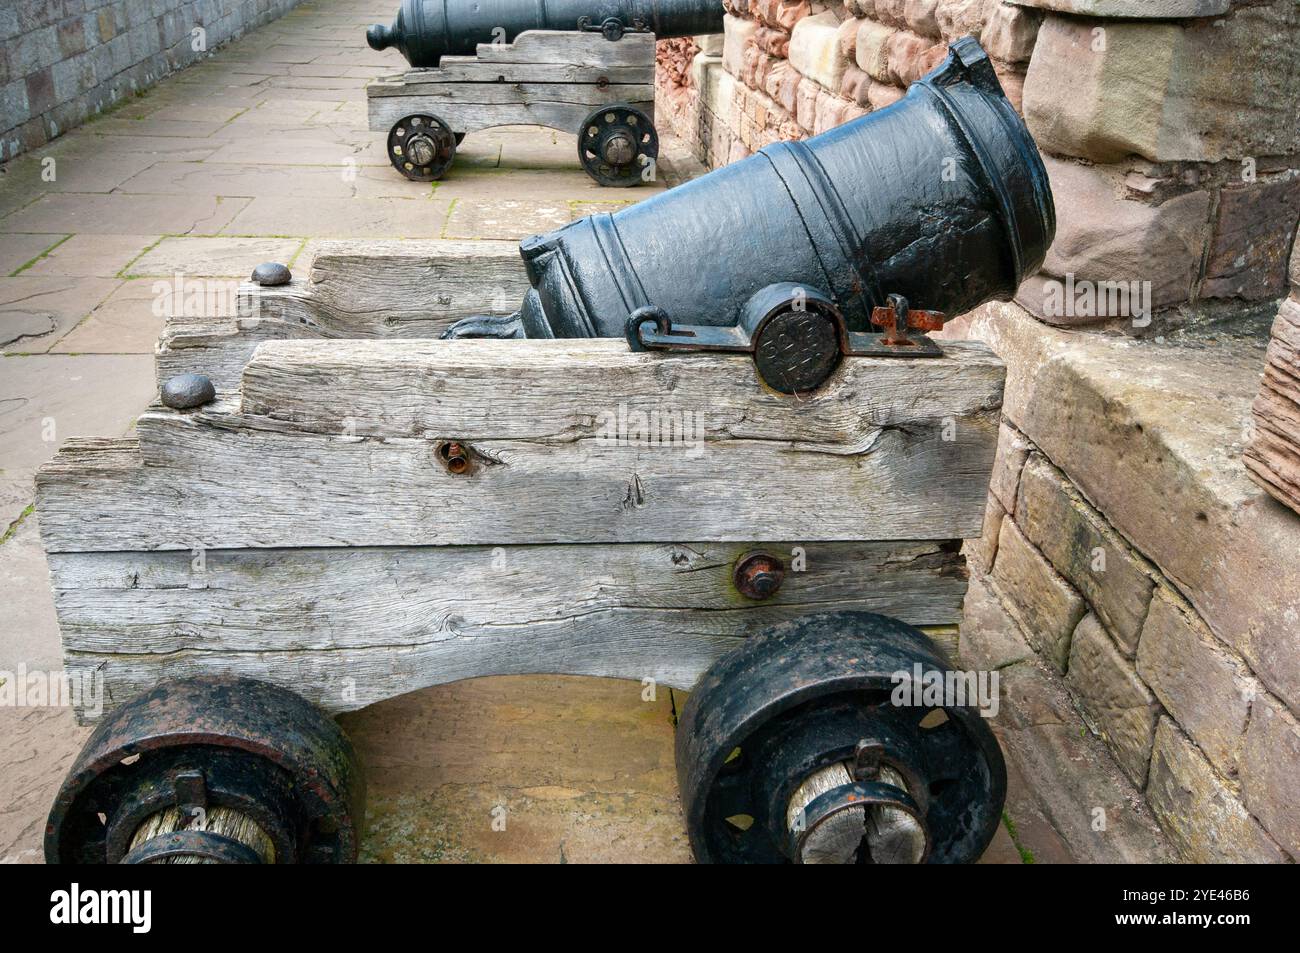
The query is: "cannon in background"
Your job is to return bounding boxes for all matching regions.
[367,0,724,68]
[446,38,1056,392]
[366,1,724,185]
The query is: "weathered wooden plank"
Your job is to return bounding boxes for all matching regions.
[154,241,527,391]
[367,96,653,135]
[236,338,1005,441]
[39,352,1000,552]
[49,539,966,653]
[371,82,652,107]
[51,538,963,720]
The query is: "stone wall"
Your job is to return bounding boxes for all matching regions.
[658,0,1300,331]
[657,0,1300,862]
[0,0,307,162]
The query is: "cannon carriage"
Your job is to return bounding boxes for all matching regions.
[39,40,1053,864]
[366,0,724,186]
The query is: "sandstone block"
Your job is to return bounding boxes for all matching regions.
[1014,155,1211,322]
[1240,692,1300,855]
[867,80,905,109]
[837,16,860,59]
[988,420,1031,514]
[1136,586,1255,777]
[905,0,943,38]
[1290,230,1300,290]
[983,2,1041,64]
[795,76,819,131]
[875,0,910,28]
[789,11,849,92]
[886,29,935,86]
[1015,455,1155,655]
[1066,613,1161,787]
[855,19,897,81]
[1025,6,1300,163]
[696,33,724,56]
[937,0,994,42]
[990,518,1086,672]
[1203,174,1300,302]
[722,14,757,79]
[1008,0,1227,14]
[993,60,1025,113]
[971,495,1004,575]
[1247,296,1300,514]
[1146,718,1287,863]
[840,64,872,106]
[962,301,1300,715]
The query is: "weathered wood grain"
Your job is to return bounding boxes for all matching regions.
[236,338,1006,441]
[39,339,1002,551]
[366,31,655,135]
[50,539,963,720]
[155,240,527,390]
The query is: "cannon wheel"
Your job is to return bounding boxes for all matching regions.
[577,103,658,187]
[387,113,457,181]
[675,611,1006,864]
[45,676,365,864]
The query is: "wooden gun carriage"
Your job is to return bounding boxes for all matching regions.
[367,31,660,186]
[37,241,1007,864]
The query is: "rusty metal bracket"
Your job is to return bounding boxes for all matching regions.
[626,284,945,394]
[576,15,650,41]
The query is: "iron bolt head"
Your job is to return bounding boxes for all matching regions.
[733,551,786,600]
[251,262,292,286]
[160,373,216,410]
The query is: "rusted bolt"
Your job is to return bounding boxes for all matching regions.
[438,440,471,474]
[733,551,785,600]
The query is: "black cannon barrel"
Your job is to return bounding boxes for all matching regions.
[450,39,1054,345]
[368,0,724,67]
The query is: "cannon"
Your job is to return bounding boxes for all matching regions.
[447,37,1056,393]
[367,0,724,68]
[366,1,724,185]
[37,38,1053,866]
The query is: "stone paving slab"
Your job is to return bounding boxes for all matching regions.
[0,234,65,277]
[0,353,155,530]
[3,193,251,236]
[22,235,161,278]
[0,276,121,354]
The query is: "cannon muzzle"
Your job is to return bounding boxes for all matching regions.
[445,38,1056,385]
[369,0,725,68]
